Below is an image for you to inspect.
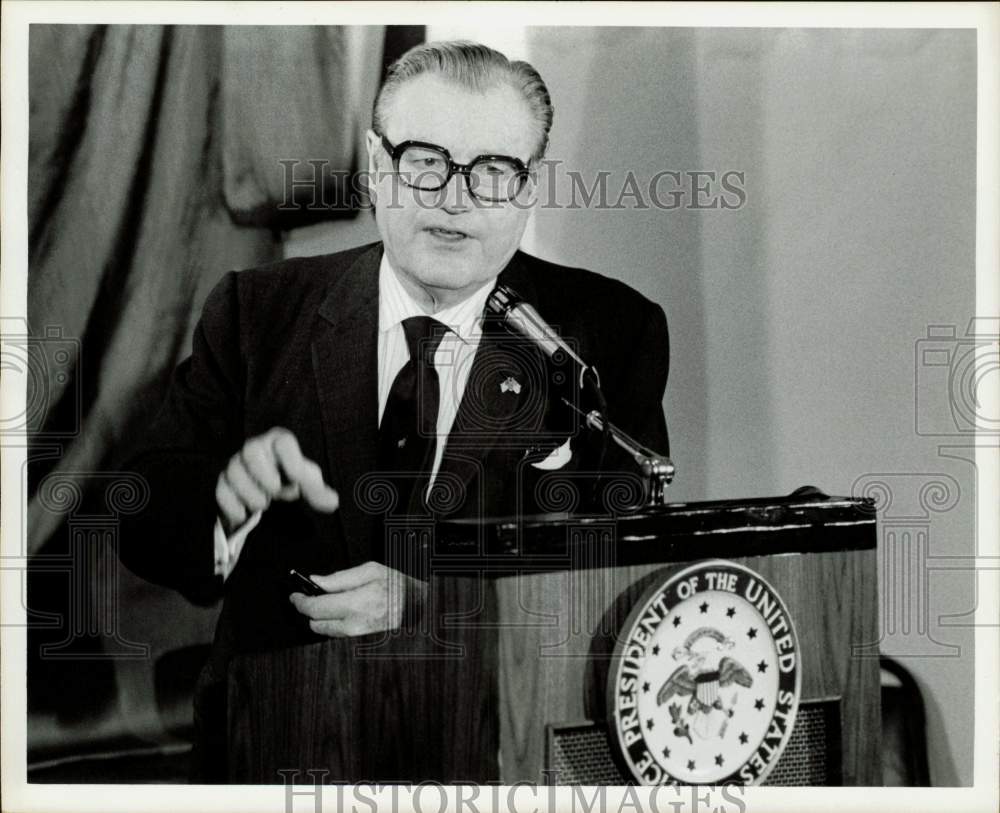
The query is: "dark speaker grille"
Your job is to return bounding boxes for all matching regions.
[764,700,841,785]
[546,698,841,786]
[547,725,626,785]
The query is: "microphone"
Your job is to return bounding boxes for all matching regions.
[485,285,599,387]
[486,284,675,502]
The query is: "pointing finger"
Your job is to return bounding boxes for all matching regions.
[295,459,340,512]
[270,431,339,512]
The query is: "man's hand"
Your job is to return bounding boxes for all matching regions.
[288,561,427,637]
[215,427,339,533]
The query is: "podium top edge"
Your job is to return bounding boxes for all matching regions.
[422,494,877,570]
[437,494,876,529]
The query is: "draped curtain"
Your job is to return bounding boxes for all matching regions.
[23,24,391,763]
[27,24,366,554]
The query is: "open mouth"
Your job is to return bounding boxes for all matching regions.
[424,226,470,242]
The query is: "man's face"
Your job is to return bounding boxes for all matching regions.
[366,74,539,309]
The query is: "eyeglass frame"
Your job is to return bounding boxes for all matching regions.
[376,133,533,201]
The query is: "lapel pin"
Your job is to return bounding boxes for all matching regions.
[500,376,522,394]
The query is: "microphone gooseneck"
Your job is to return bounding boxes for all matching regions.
[486,285,598,388]
[486,283,676,506]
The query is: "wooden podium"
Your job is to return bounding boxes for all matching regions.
[226,491,880,785]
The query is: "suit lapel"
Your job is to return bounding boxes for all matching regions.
[312,244,381,565]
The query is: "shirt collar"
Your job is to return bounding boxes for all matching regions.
[378,253,496,343]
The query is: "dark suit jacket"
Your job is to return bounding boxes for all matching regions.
[119,241,669,776]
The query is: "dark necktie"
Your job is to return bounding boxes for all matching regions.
[377,316,448,515]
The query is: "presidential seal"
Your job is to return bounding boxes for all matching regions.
[608,560,801,785]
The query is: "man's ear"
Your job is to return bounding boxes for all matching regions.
[365,129,381,176]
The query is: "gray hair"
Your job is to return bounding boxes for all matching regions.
[372,40,554,161]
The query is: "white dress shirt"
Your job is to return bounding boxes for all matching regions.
[213,254,497,578]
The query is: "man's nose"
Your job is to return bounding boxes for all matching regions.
[436,169,473,212]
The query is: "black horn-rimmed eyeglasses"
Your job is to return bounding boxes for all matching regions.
[378,134,531,203]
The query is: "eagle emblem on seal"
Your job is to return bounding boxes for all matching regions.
[656,627,753,740]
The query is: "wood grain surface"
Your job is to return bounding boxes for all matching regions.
[227,575,500,783]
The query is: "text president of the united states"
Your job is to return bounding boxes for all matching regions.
[119,40,670,781]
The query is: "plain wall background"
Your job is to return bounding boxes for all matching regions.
[289,27,979,785]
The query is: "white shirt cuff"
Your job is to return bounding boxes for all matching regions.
[213,511,262,579]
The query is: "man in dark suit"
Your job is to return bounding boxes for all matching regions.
[120,40,669,780]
